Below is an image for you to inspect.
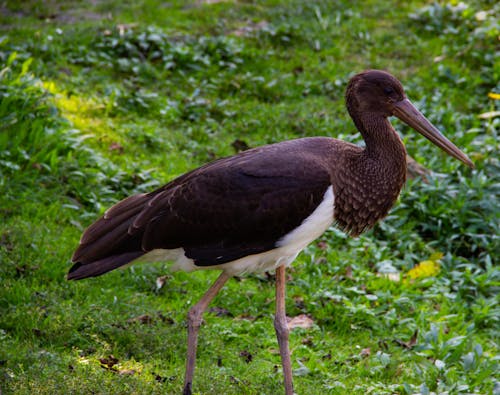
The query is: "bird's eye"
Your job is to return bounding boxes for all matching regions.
[383,87,394,95]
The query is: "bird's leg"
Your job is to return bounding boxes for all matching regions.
[274,264,294,395]
[183,271,231,395]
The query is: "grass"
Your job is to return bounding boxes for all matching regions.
[0,0,499,394]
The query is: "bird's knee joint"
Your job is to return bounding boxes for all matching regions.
[187,306,204,328]
[274,317,289,338]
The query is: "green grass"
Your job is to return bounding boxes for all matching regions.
[1,0,499,394]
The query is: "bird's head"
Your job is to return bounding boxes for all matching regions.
[346,69,474,168]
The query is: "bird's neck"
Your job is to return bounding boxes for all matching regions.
[356,112,407,165]
[332,112,407,236]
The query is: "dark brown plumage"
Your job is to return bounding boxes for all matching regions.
[68,70,473,395]
[70,139,333,277]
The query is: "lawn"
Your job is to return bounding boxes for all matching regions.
[0,1,499,394]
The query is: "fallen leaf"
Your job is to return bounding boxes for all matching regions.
[488,92,500,100]
[317,240,328,250]
[360,348,371,358]
[287,314,314,330]
[156,275,168,290]
[119,369,136,375]
[407,329,419,347]
[406,252,443,282]
[407,260,440,280]
[99,355,119,370]
[478,110,500,119]
[117,23,138,36]
[109,142,124,154]
[377,272,401,282]
[394,329,419,349]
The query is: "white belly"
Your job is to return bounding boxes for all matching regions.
[133,186,334,275]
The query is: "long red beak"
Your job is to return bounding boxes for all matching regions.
[393,98,474,168]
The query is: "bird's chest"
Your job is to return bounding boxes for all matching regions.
[332,169,404,236]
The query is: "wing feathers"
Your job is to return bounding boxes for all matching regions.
[69,137,337,279]
[131,189,176,233]
[104,193,148,218]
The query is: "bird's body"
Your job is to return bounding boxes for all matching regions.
[68,70,473,395]
[69,134,405,278]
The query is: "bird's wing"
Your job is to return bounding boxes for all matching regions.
[71,139,333,275]
[138,160,331,266]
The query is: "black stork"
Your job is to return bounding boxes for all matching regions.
[68,70,473,395]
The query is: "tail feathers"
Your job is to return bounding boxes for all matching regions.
[80,194,149,245]
[73,219,138,262]
[70,193,153,279]
[68,251,144,280]
[72,192,156,263]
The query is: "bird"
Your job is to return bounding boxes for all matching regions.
[68,70,473,395]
